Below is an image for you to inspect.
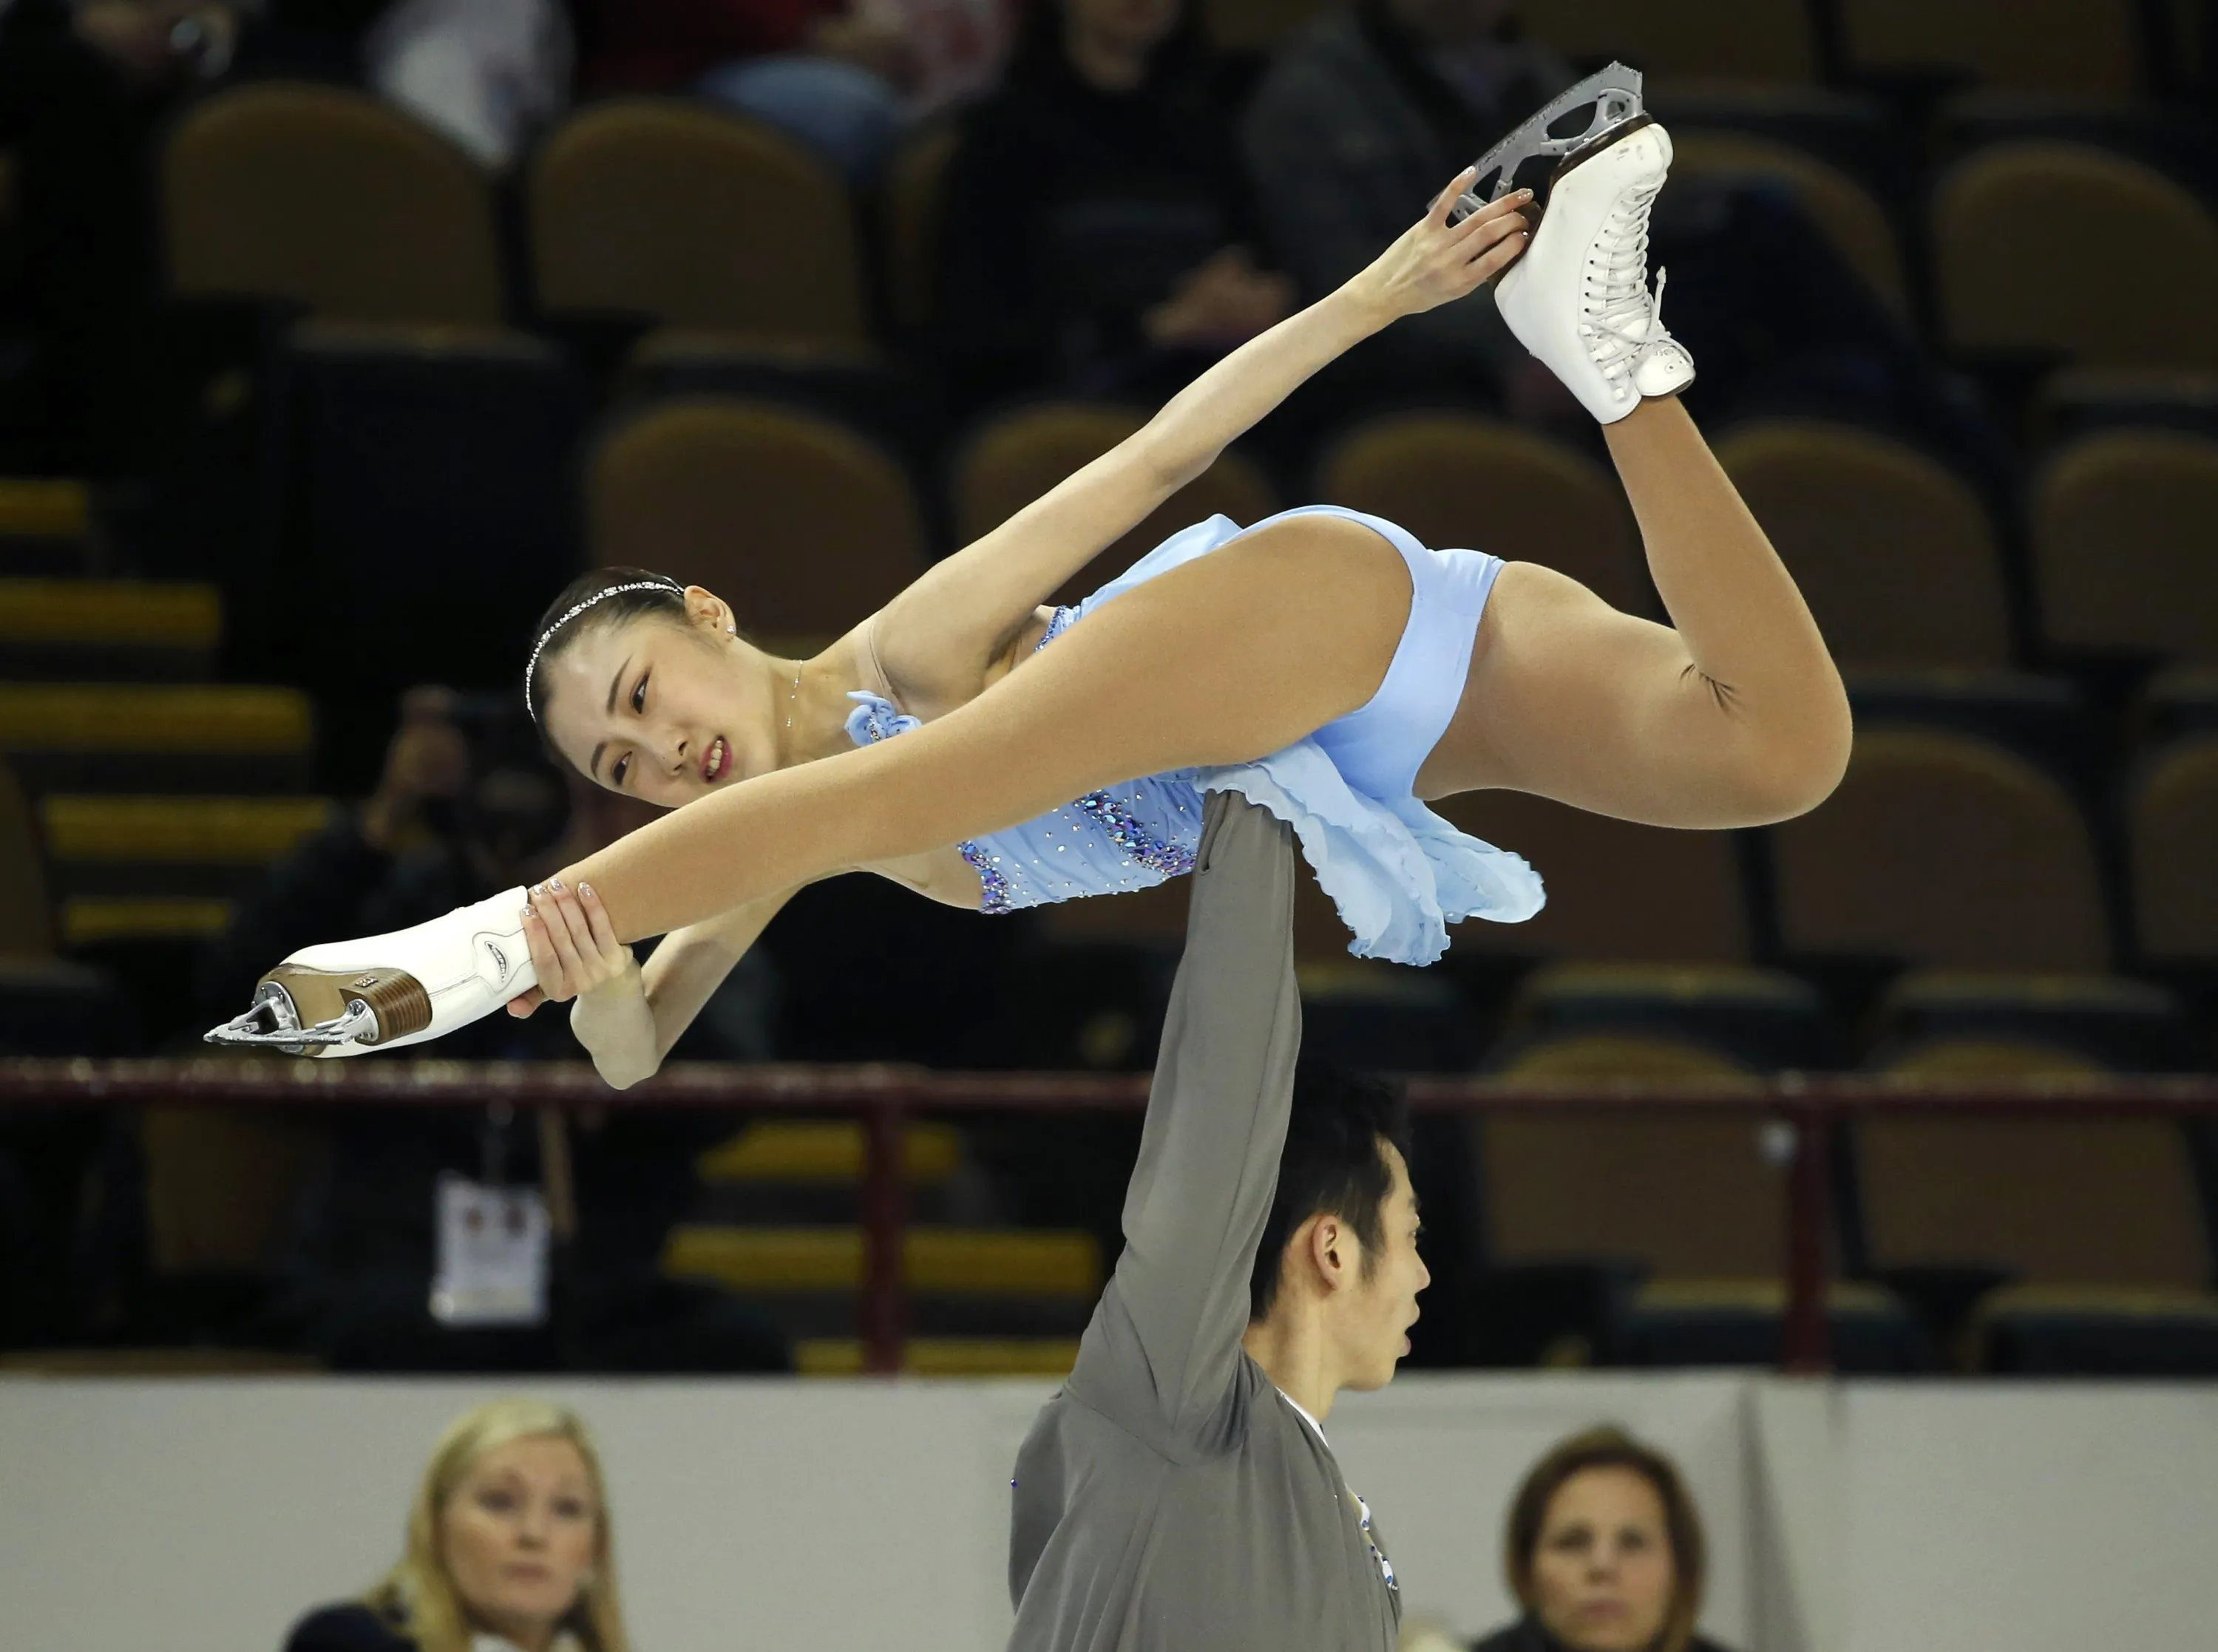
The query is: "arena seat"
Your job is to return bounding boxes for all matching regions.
[1713,421,2010,670]
[1869,972,2197,1072]
[1855,1043,2218,1373]
[529,101,866,347]
[623,333,932,468]
[0,762,134,1055]
[1769,730,2112,972]
[0,479,92,577]
[1430,792,1752,965]
[1841,0,2148,95]
[2033,430,2218,659]
[1933,143,2218,369]
[2127,735,2218,966]
[587,398,924,647]
[1472,1033,1924,1370]
[163,82,503,326]
[1665,132,1909,316]
[0,580,220,681]
[0,684,315,796]
[1496,963,1833,1073]
[2035,367,2218,444]
[884,118,960,338]
[1840,671,2095,792]
[2140,664,2218,741]
[1316,414,1651,619]
[952,403,1278,606]
[39,795,334,948]
[1521,0,1819,81]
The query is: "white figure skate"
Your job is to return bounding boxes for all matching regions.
[204,887,537,1058]
[1459,63,1696,424]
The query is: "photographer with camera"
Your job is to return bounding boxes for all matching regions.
[191,687,791,1375]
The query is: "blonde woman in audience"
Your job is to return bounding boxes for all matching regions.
[1469,1424,1737,1652]
[284,1399,629,1652]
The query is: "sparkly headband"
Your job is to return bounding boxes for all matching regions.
[522,579,683,718]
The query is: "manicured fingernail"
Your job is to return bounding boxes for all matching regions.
[522,906,536,922]
[548,878,565,894]
[578,883,594,898]
[1519,188,1533,200]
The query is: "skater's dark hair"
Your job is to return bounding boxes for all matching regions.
[1248,1061,1412,1322]
[523,567,688,724]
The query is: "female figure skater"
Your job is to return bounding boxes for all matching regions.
[208,92,1853,1063]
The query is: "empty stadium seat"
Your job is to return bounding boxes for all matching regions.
[529,101,866,347]
[951,404,1278,606]
[2033,430,2218,659]
[1317,414,1650,619]
[1933,143,2218,369]
[0,684,315,796]
[2036,367,2218,443]
[1769,730,2112,971]
[624,333,931,466]
[39,795,334,948]
[1715,421,2011,669]
[1666,132,1909,315]
[0,479,92,576]
[1431,792,1751,963]
[2140,664,2218,741]
[587,398,924,646]
[0,581,221,681]
[1499,963,1833,1073]
[1522,0,1819,81]
[1842,0,2147,95]
[2128,735,2218,966]
[1872,972,2197,1072]
[885,120,960,336]
[1843,670,2095,792]
[163,83,503,325]
[1852,1062,2218,1373]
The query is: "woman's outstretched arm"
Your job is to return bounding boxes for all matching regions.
[874,179,1533,692]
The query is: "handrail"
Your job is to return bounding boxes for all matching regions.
[6,1061,2215,1374]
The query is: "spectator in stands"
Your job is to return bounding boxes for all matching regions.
[931,0,1293,418]
[1240,0,1575,421]
[577,0,1013,180]
[285,1397,631,1652]
[193,689,787,1374]
[1471,1424,1738,1652]
[364,0,574,168]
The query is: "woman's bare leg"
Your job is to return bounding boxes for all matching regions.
[1417,395,1851,827]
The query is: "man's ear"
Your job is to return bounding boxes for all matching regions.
[1306,1213,1349,1294]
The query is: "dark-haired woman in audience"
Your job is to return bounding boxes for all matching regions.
[1471,1424,1739,1652]
[284,1399,630,1652]
[932,0,1293,415]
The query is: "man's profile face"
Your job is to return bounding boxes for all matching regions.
[1341,1140,1431,1391]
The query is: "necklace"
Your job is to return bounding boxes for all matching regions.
[786,664,801,732]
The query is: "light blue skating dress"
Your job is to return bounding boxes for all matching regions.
[844,506,1545,965]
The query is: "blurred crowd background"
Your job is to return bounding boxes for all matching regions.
[0,0,2215,1383]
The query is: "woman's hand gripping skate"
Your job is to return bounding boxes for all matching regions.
[1349,169,1533,322]
[510,880,656,1071]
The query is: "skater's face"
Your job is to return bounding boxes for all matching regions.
[1337,1138,1430,1390]
[438,1433,600,1648]
[1528,1467,1678,1652]
[538,591,773,806]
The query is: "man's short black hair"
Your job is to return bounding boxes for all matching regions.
[1248,1060,1413,1322]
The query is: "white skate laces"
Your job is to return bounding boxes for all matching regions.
[1481,67,1698,424]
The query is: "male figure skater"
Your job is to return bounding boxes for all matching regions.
[1008,793,1428,1651]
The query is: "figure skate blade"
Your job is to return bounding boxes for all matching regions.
[1449,61,1646,228]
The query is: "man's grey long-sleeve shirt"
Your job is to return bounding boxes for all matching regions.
[1006,795,1401,1652]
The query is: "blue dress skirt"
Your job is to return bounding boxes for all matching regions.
[844,505,1546,965]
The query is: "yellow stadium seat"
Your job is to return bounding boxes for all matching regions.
[1668,132,1909,316]
[884,119,960,336]
[1933,143,2218,368]
[661,1226,1102,1297]
[0,685,316,795]
[1770,730,2111,971]
[163,82,502,324]
[530,101,866,347]
[2033,431,2218,659]
[695,1121,964,1186]
[1524,0,1818,81]
[0,579,222,679]
[951,403,1278,607]
[1842,0,2146,95]
[1716,421,2010,669]
[793,1336,1081,1377]
[1317,413,1650,619]
[2128,736,2218,964]
[586,399,924,646]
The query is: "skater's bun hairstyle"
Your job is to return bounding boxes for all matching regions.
[1248,1060,1412,1321]
[1504,1424,1707,1652]
[524,568,687,722]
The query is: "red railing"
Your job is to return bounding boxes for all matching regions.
[4,1060,2214,1374]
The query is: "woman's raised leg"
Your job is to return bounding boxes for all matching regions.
[1419,394,1852,827]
